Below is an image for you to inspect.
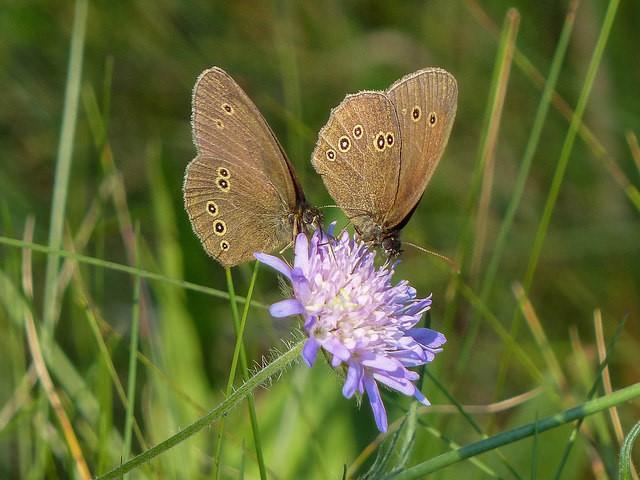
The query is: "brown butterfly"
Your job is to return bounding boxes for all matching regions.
[184,67,320,267]
[311,68,457,256]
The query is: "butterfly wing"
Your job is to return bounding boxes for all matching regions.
[311,92,401,238]
[184,67,301,266]
[384,68,457,228]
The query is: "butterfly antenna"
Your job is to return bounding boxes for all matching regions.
[279,240,293,256]
[404,241,460,273]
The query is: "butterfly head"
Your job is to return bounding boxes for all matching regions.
[381,234,402,258]
[296,204,323,235]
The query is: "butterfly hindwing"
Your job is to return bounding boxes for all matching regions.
[185,67,303,266]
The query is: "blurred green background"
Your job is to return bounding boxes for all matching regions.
[1,0,638,478]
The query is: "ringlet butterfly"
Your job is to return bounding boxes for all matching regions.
[311,67,457,256]
[184,67,320,267]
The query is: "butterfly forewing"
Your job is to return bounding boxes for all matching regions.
[311,92,401,235]
[184,67,301,266]
[385,68,457,228]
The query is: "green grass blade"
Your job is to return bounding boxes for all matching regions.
[221,265,268,480]
[42,0,88,337]
[0,236,267,309]
[122,227,142,470]
[387,382,640,479]
[35,1,88,475]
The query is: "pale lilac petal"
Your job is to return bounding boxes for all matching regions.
[293,233,309,271]
[404,370,419,381]
[408,328,446,349]
[322,338,350,361]
[302,338,320,366]
[291,268,310,299]
[303,314,317,331]
[343,363,363,398]
[364,376,387,432]
[330,355,342,368]
[269,299,304,318]
[373,371,414,395]
[413,388,430,406]
[254,253,292,279]
[361,354,403,373]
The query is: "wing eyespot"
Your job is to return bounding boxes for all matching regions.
[214,219,227,236]
[326,148,336,161]
[353,124,363,139]
[206,200,219,217]
[338,135,351,153]
[217,167,230,178]
[386,132,394,147]
[220,240,230,251]
[222,103,234,115]
[215,119,224,129]
[374,132,386,151]
[216,177,230,192]
[412,106,422,122]
[429,112,438,126]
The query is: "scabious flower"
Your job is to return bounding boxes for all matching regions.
[254,228,446,432]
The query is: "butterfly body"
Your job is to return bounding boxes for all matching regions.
[312,68,457,256]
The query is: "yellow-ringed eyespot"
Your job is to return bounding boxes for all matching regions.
[326,148,336,161]
[220,240,230,251]
[222,103,233,114]
[213,220,227,236]
[411,106,421,122]
[353,124,363,139]
[217,166,230,178]
[338,135,351,152]
[429,112,437,126]
[374,132,386,151]
[216,177,230,192]
[386,132,394,147]
[206,200,219,217]
[215,119,224,129]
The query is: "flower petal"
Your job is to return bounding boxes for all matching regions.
[373,371,414,395]
[291,268,310,299]
[294,233,309,271]
[413,388,431,406]
[302,338,320,367]
[254,253,292,280]
[408,328,446,349]
[322,338,351,362]
[342,362,363,398]
[269,299,304,318]
[364,376,387,432]
[361,353,403,373]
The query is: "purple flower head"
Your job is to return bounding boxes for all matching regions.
[255,227,446,432]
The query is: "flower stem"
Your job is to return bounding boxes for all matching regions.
[95,339,303,480]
